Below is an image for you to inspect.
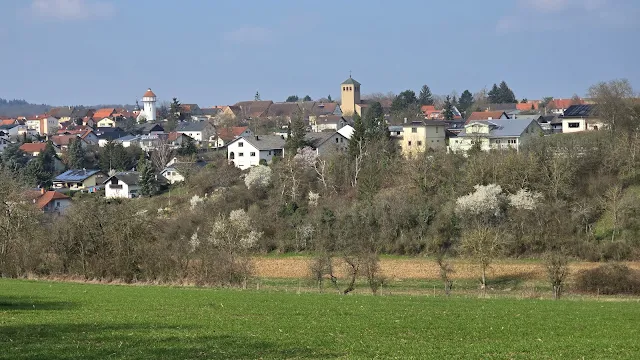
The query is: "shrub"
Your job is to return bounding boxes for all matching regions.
[575,263,640,295]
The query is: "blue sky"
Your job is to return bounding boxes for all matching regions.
[1,0,639,106]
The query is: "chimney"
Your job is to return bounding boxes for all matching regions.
[255,135,260,140]
[40,188,46,195]
[404,117,407,124]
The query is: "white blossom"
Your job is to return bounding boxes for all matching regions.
[508,189,542,210]
[294,147,317,168]
[209,209,261,250]
[308,191,320,207]
[189,228,200,252]
[456,184,504,217]
[190,194,204,210]
[244,165,272,189]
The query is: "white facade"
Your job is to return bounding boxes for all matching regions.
[104,177,139,198]
[227,138,284,170]
[97,118,116,128]
[449,120,543,153]
[142,88,157,122]
[161,168,185,184]
[26,116,58,135]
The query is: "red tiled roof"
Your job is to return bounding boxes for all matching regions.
[143,88,156,98]
[92,108,116,119]
[1,119,17,126]
[466,111,507,123]
[516,103,539,111]
[35,191,70,210]
[217,126,248,141]
[51,135,80,146]
[551,98,583,110]
[421,105,436,114]
[19,142,47,153]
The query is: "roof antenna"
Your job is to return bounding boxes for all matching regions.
[349,70,352,78]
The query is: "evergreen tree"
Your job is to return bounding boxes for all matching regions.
[99,141,129,172]
[443,95,455,121]
[452,95,458,108]
[391,90,418,112]
[1,144,28,171]
[498,81,517,103]
[363,102,387,140]
[418,85,434,106]
[285,111,307,154]
[177,136,197,157]
[67,138,86,169]
[167,97,182,131]
[285,95,299,103]
[488,84,500,103]
[254,91,261,101]
[458,90,474,116]
[303,95,312,102]
[327,94,332,102]
[138,155,158,196]
[348,112,365,158]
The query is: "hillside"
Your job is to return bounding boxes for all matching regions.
[0,98,51,117]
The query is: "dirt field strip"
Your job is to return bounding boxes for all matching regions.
[253,257,640,280]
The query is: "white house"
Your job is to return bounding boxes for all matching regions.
[96,117,117,128]
[227,135,286,170]
[561,105,604,133]
[103,172,140,198]
[160,167,185,184]
[449,119,543,153]
[305,132,349,156]
[309,115,348,133]
[25,116,58,135]
[176,121,215,144]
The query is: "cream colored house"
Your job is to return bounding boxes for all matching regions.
[449,119,543,153]
[400,121,447,157]
[97,117,117,128]
[25,116,58,135]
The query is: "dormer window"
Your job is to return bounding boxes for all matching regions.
[411,127,417,133]
[238,142,243,147]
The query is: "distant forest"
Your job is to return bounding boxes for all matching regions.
[0,98,51,117]
[0,98,134,117]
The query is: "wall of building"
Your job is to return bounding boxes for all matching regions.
[400,124,446,156]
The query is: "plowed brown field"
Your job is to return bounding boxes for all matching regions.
[253,257,640,280]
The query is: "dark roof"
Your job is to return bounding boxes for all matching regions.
[266,103,301,118]
[485,103,518,111]
[315,115,344,125]
[103,171,140,186]
[71,107,94,119]
[135,123,165,134]
[563,104,596,117]
[232,135,286,151]
[200,107,221,116]
[54,169,103,182]
[48,107,74,118]
[305,132,346,148]
[342,77,361,86]
[176,121,211,132]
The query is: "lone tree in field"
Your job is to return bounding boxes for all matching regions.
[544,251,570,300]
[456,184,506,293]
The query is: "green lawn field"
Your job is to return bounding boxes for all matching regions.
[1,280,639,359]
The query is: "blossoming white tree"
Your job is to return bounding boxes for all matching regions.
[244,165,272,189]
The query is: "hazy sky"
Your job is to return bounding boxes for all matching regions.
[1,0,639,106]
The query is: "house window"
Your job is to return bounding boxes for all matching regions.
[239,152,244,157]
[238,142,244,147]
[250,152,256,156]
[335,138,339,143]
[568,122,580,128]
[408,141,412,146]
[417,141,422,146]
[496,140,500,144]
[396,131,401,135]
[436,127,439,133]
[411,127,417,133]
[268,151,272,155]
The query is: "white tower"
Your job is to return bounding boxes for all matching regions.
[142,88,157,122]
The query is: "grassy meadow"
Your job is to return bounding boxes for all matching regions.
[2,279,640,359]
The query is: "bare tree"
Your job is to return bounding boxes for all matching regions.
[544,251,570,299]
[588,79,637,134]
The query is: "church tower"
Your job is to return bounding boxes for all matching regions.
[142,88,157,122]
[340,75,361,116]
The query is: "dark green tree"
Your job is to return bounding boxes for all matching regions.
[67,138,86,169]
[138,155,158,196]
[99,141,129,172]
[285,95,299,103]
[363,101,386,140]
[418,85,434,106]
[498,81,517,103]
[348,112,365,158]
[177,136,197,157]
[285,111,307,154]
[167,97,182,132]
[391,90,418,112]
[327,94,332,102]
[458,90,474,115]
[443,95,455,121]
[303,95,312,102]
[488,84,500,103]
[1,144,28,171]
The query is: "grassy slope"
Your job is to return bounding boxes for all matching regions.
[1,280,640,359]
